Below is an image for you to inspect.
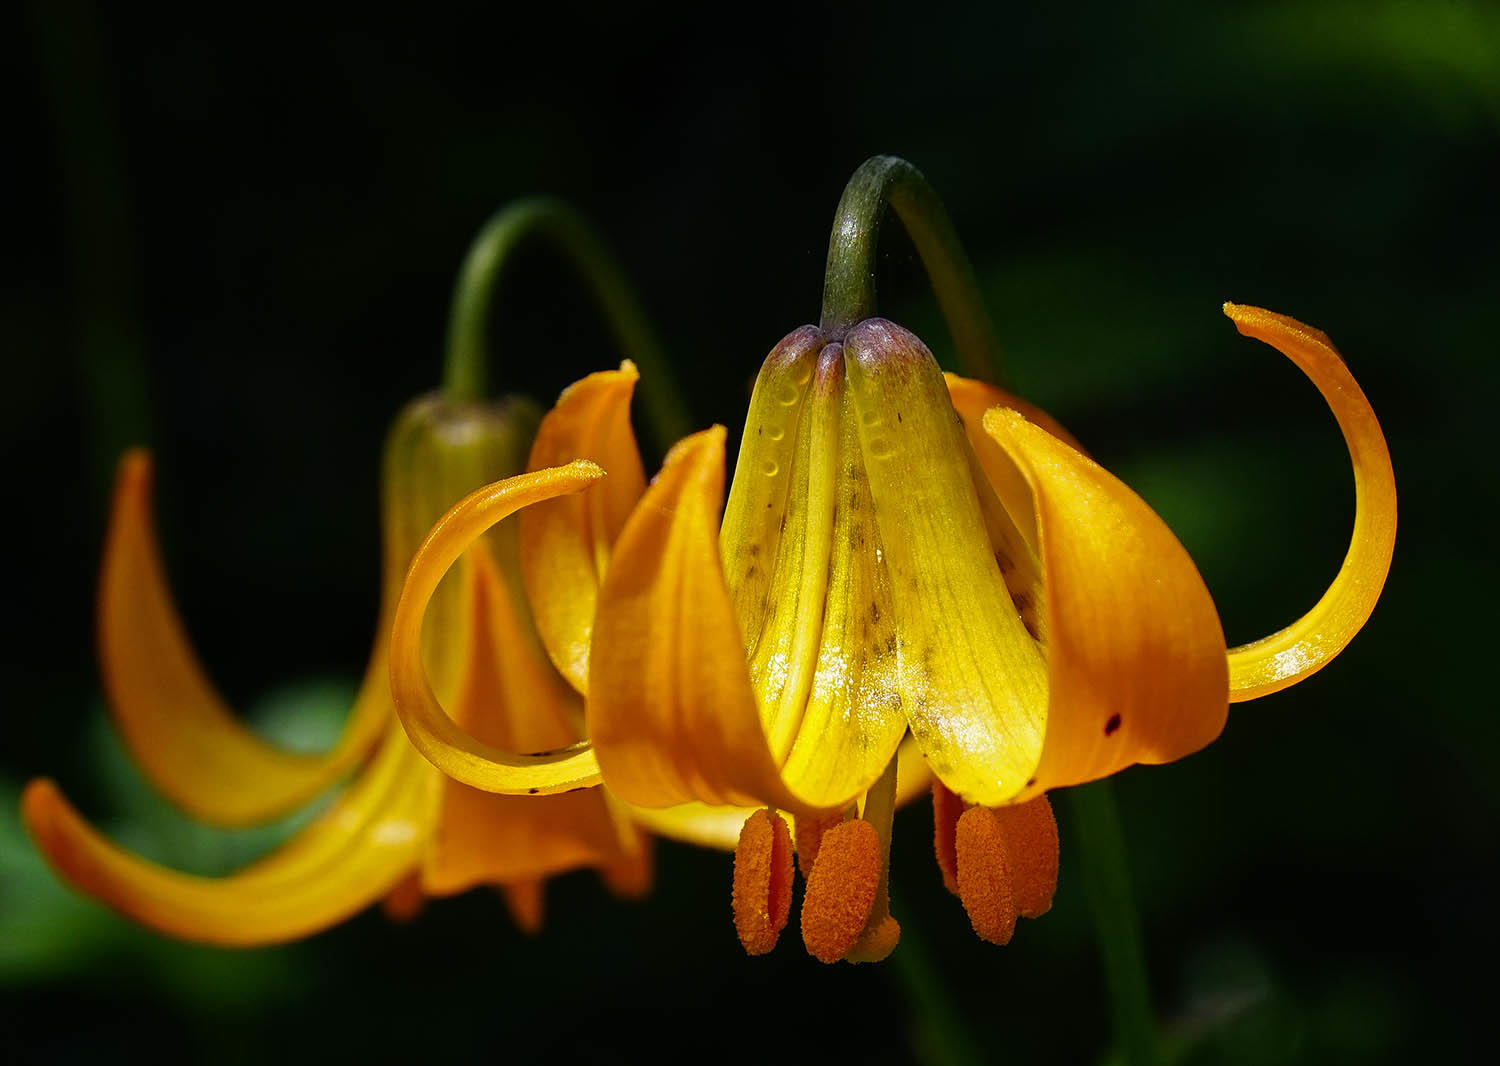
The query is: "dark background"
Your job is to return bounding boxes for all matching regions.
[4,1,1497,1063]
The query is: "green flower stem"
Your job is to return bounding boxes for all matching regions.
[442,197,692,452]
[1069,781,1164,1066]
[888,916,985,1066]
[818,155,1005,383]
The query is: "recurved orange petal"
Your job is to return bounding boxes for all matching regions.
[520,364,647,694]
[422,545,632,895]
[587,429,824,814]
[983,408,1229,798]
[99,451,389,826]
[389,463,606,795]
[1221,304,1397,700]
[21,718,433,947]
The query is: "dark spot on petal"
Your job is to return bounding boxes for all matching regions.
[1104,714,1122,736]
[528,788,539,794]
[896,411,903,423]
[748,543,760,557]
[1026,777,1037,787]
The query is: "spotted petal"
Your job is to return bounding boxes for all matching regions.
[983,407,1228,798]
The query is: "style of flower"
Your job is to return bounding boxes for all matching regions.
[385,303,1394,964]
[22,395,657,945]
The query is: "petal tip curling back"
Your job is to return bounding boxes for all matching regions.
[1219,303,1397,701]
[522,368,648,695]
[99,449,388,826]
[390,462,606,795]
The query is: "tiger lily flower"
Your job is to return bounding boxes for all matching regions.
[387,303,1394,964]
[22,394,655,944]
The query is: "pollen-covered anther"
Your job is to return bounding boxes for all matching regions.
[994,795,1059,918]
[954,806,1018,946]
[800,818,883,964]
[732,809,794,955]
[794,809,847,876]
[931,781,966,895]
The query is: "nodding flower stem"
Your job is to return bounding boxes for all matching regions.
[442,197,692,452]
[818,156,1005,384]
[823,155,1162,1065]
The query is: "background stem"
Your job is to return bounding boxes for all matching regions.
[1069,781,1164,1066]
[442,197,692,452]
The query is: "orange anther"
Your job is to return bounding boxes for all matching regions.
[380,871,426,924]
[955,807,1017,946]
[501,879,546,935]
[994,794,1059,918]
[800,818,882,964]
[794,809,846,876]
[732,809,794,955]
[931,780,966,895]
[600,837,655,901]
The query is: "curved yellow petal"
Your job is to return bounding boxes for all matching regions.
[1221,304,1397,701]
[720,326,823,662]
[776,346,908,807]
[625,738,929,853]
[20,719,433,946]
[423,543,629,894]
[845,321,1048,808]
[587,429,826,815]
[626,802,756,852]
[99,451,389,827]
[945,373,1084,551]
[984,407,1228,798]
[520,365,647,694]
[389,463,606,794]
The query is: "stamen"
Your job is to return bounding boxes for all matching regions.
[501,879,546,935]
[994,795,1059,918]
[794,809,847,876]
[732,809,794,955]
[800,818,882,963]
[931,780,965,895]
[380,871,426,923]
[955,807,1017,946]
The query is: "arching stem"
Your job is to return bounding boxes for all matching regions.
[818,156,1005,383]
[442,197,692,452]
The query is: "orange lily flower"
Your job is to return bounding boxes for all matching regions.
[22,394,656,945]
[386,303,1394,964]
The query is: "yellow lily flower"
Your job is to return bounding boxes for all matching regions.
[386,303,1394,964]
[23,394,654,945]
